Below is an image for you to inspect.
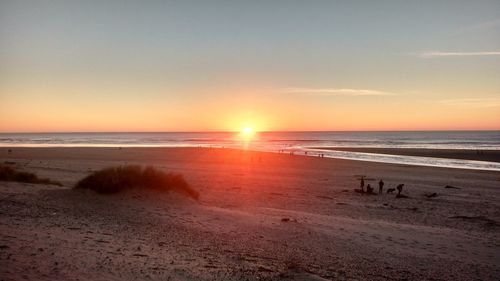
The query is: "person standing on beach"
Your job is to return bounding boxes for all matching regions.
[360,176,365,192]
[378,179,384,194]
[397,184,404,195]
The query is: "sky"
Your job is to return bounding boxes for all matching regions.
[1,0,499,132]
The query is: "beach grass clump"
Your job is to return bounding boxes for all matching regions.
[74,165,199,200]
[0,164,62,186]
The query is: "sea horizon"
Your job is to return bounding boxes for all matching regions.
[1,129,499,133]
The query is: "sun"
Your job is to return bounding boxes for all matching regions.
[239,127,257,141]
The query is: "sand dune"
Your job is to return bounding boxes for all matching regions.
[1,147,499,280]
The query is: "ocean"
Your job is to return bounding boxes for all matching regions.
[1,131,499,171]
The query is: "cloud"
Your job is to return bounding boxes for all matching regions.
[439,98,500,108]
[280,88,397,96]
[416,51,500,58]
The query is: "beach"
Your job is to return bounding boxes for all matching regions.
[1,147,499,280]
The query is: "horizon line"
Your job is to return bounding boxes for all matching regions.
[1,129,499,134]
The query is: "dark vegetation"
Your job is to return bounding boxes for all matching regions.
[0,164,62,186]
[74,165,199,200]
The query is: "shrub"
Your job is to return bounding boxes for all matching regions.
[0,165,62,186]
[74,165,199,200]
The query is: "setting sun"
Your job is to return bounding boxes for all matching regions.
[240,127,256,139]
[238,127,258,144]
[243,127,253,135]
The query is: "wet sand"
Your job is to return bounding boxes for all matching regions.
[312,147,500,163]
[1,147,499,280]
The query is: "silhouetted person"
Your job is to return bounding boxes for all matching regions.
[7,149,12,154]
[378,179,384,194]
[366,184,374,194]
[360,176,365,192]
[397,184,404,195]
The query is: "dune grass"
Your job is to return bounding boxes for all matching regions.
[74,165,199,200]
[0,164,62,186]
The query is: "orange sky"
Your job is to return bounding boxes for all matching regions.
[1,83,498,132]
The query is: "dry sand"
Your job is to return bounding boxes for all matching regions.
[1,147,499,280]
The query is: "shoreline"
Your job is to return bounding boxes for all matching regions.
[310,147,500,163]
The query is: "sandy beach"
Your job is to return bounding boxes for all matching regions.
[1,147,499,280]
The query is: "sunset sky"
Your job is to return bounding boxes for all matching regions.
[1,0,499,132]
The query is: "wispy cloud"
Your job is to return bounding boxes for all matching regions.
[280,88,397,96]
[416,51,500,58]
[439,98,500,108]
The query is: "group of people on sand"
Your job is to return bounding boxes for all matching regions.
[359,176,404,195]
